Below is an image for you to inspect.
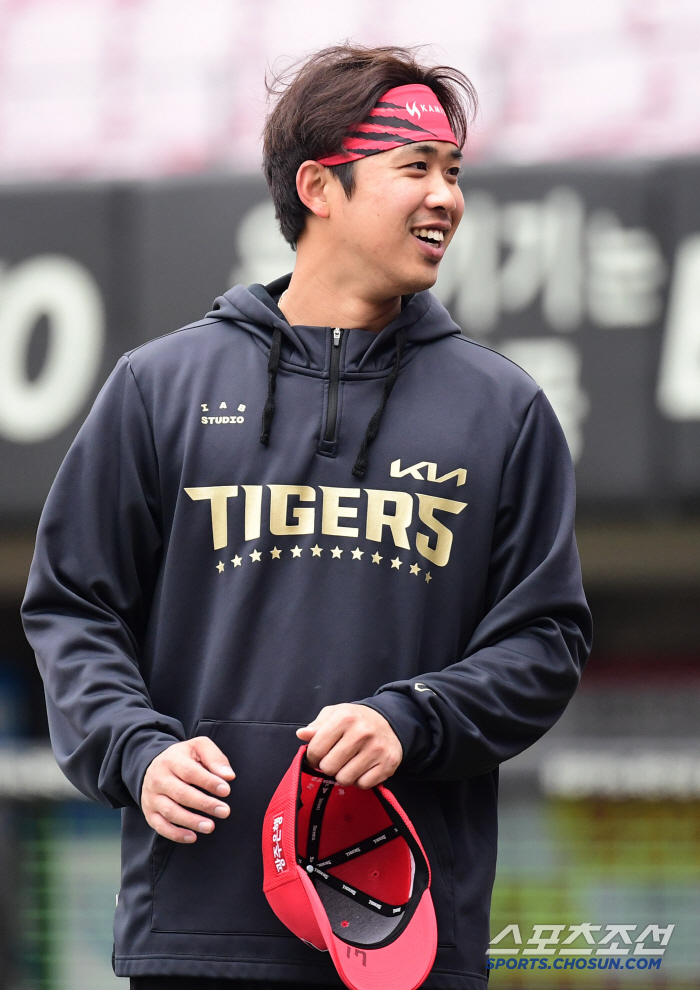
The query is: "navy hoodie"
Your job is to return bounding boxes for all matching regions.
[22,275,591,988]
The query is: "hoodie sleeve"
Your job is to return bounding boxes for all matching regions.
[358,387,592,781]
[21,356,186,808]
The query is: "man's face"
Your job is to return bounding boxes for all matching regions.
[326,141,464,298]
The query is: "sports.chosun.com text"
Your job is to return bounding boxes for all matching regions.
[487,923,673,971]
[488,956,662,971]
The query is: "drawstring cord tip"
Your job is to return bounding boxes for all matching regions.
[260,325,283,448]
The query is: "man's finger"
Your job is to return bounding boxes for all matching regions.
[295,725,316,740]
[147,811,197,844]
[170,756,233,798]
[354,763,392,789]
[189,736,235,780]
[335,747,401,788]
[322,743,382,784]
[296,706,339,741]
[316,734,366,778]
[160,777,230,817]
[304,719,350,769]
[311,711,378,775]
[155,796,219,834]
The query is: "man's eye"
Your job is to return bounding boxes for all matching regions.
[447,167,460,177]
[406,161,428,171]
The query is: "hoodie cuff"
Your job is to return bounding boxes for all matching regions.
[354,692,432,771]
[120,728,184,807]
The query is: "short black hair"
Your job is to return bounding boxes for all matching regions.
[262,44,477,247]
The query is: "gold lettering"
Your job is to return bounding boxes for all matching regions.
[184,486,238,550]
[268,485,316,535]
[364,489,413,549]
[320,486,360,537]
[415,494,467,567]
[242,485,263,541]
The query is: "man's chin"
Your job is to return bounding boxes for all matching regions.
[396,267,440,296]
[365,256,440,299]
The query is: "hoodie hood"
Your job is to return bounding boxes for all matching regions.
[207,273,460,375]
[207,274,462,477]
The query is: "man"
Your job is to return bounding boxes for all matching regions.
[22,45,591,990]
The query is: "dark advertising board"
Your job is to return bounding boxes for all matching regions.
[433,161,668,504]
[0,176,276,521]
[652,158,700,499]
[0,183,117,519]
[122,175,276,341]
[0,162,698,520]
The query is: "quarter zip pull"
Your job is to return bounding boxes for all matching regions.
[323,327,344,445]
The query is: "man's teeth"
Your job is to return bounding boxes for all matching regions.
[414,228,444,242]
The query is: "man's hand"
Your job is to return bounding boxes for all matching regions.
[296,704,402,789]
[141,737,235,843]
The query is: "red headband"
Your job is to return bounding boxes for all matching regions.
[317,84,459,167]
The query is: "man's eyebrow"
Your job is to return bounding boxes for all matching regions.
[399,143,463,161]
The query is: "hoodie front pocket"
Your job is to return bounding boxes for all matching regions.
[150,719,302,935]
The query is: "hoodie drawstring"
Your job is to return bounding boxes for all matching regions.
[260,325,407,476]
[260,325,283,446]
[352,328,407,479]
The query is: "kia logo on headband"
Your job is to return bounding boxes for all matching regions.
[406,101,447,119]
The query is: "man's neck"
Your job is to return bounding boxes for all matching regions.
[277,265,401,334]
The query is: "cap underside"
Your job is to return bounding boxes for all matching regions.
[296,763,426,949]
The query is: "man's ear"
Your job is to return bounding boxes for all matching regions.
[296,160,332,219]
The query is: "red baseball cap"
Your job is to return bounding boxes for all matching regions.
[262,745,437,990]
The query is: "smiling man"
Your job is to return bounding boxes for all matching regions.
[22,45,591,990]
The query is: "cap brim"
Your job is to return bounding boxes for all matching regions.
[300,872,437,990]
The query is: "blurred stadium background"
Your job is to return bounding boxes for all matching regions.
[0,1,699,987]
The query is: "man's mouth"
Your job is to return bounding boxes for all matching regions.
[411,227,445,245]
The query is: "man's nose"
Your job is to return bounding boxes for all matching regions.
[424,176,458,213]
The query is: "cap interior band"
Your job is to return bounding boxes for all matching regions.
[296,760,429,950]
